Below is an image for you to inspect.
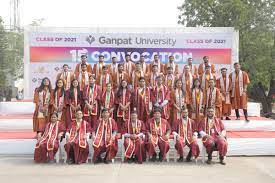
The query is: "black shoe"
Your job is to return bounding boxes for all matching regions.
[127,157,134,163]
[158,152,163,162]
[245,118,250,122]
[48,160,55,164]
[104,160,110,164]
[206,159,212,164]
[186,150,192,162]
[226,117,231,120]
[177,157,184,162]
[150,154,157,162]
[132,156,137,163]
[220,160,226,165]
[94,157,103,164]
[68,158,74,164]
[206,153,212,164]
[219,156,226,165]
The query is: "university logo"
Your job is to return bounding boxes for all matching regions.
[55,67,60,72]
[86,35,95,45]
[34,66,49,74]
[32,78,37,83]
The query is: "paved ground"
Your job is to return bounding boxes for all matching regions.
[0,156,274,183]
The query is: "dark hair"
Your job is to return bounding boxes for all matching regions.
[81,55,87,58]
[153,107,162,113]
[154,54,159,57]
[125,54,131,57]
[51,112,58,118]
[139,77,146,82]
[111,57,116,60]
[63,64,69,68]
[220,68,227,72]
[203,56,208,59]
[54,79,65,97]
[155,75,162,80]
[117,80,128,97]
[118,63,123,67]
[99,55,104,58]
[69,79,81,100]
[207,106,215,111]
[234,62,239,66]
[169,55,174,58]
[152,64,158,68]
[37,77,52,92]
[75,109,83,113]
[191,78,202,91]
[81,63,87,67]
[89,74,96,79]
[101,108,109,113]
[174,79,186,96]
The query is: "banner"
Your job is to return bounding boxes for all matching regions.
[24,27,239,98]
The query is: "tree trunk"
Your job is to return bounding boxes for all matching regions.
[250,80,274,115]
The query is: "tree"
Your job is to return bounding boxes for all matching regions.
[178,0,275,115]
[0,16,24,99]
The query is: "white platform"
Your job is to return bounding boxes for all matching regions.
[1,138,274,156]
[0,102,35,115]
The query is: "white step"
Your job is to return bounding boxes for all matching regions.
[0,119,32,130]
[0,102,35,115]
[1,138,274,156]
[223,120,275,131]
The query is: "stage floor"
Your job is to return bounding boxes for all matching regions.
[0,156,274,183]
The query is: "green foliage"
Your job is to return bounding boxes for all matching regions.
[0,17,23,89]
[178,0,275,92]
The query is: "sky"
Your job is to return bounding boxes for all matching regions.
[0,0,183,28]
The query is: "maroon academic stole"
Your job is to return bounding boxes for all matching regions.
[125,120,143,158]
[150,119,167,146]
[202,118,221,142]
[117,90,130,120]
[68,120,87,148]
[83,85,98,116]
[136,87,151,115]
[93,118,112,148]
[102,90,114,109]
[35,121,59,151]
[70,89,79,120]
[178,118,193,144]
[154,85,169,119]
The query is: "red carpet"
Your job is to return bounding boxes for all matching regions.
[0,131,36,139]
[0,114,33,119]
[227,131,275,138]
